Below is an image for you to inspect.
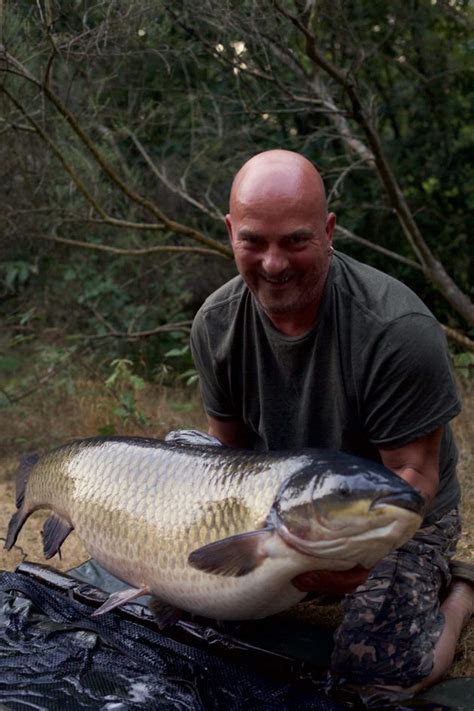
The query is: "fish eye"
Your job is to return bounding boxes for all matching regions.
[337,482,351,498]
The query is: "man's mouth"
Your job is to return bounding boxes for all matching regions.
[261,274,292,285]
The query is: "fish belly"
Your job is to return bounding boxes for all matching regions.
[73,520,312,621]
[86,544,308,620]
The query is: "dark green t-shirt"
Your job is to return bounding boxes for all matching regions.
[190,251,461,523]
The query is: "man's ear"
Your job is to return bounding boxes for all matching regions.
[225,214,235,249]
[326,212,336,244]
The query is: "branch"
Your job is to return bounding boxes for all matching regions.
[1,85,110,219]
[437,0,474,33]
[0,358,70,405]
[41,73,231,256]
[334,226,422,271]
[0,118,36,134]
[61,217,167,232]
[327,158,371,202]
[37,233,227,258]
[272,1,474,327]
[440,325,474,353]
[0,47,233,259]
[128,132,224,222]
[72,320,193,341]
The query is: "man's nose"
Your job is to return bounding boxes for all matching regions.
[261,245,289,275]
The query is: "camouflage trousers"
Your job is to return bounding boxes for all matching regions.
[326,507,461,705]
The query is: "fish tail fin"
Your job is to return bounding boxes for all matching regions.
[4,454,39,551]
[5,508,30,550]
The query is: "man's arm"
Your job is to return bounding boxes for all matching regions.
[378,426,442,503]
[207,414,253,448]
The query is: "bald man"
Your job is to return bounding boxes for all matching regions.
[190,150,473,703]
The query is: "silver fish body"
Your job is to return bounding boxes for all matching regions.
[5,436,425,621]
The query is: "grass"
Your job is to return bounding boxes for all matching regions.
[0,373,472,678]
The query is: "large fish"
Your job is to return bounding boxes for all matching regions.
[5,432,425,623]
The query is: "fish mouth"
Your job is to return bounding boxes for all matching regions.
[370,490,426,515]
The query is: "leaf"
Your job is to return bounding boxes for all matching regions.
[170,401,194,412]
[0,356,22,372]
[453,352,474,367]
[165,346,189,358]
[130,374,146,390]
[98,423,116,436]
[113,406,130,418]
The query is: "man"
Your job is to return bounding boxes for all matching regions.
[190,149,473,703]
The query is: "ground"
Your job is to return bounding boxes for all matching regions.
[0,379,472,678]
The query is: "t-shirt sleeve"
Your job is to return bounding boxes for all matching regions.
[360,314,461,448]
[190,309,238,420]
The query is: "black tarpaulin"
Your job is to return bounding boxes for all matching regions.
[0,563,460,710]
[0,563,341,711]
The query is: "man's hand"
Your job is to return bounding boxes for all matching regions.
[292,566,370,594]
[207,415,252,448]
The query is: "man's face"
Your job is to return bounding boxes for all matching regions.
[226,188,335,320]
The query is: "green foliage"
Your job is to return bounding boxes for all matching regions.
[453,352,474,380]
[0,0,472,386]
[159,345,199,387]
[104,358,149,427]
[0,262,38,294]
[105,358,146,391]
[0,356,21,374]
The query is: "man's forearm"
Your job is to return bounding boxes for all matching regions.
[378,426,443,504]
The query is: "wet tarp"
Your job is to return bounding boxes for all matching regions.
[0,562,344,710]
[0,562,460,710]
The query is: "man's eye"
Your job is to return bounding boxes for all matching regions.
[289,235,308,245]
[241,235,259,244]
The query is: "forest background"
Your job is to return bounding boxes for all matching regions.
[0,0,473,678]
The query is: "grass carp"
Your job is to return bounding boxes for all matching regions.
[5,433,425,623]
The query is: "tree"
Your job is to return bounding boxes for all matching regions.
[1,0,473,356]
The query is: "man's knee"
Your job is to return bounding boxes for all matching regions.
[330,625,436,689]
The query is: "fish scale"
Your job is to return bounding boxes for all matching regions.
[5,436,425,622]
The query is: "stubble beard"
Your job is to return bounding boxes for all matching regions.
[254,267,329,318]
[256,261,330,317]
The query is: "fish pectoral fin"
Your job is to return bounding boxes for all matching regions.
[188,527,274,577]
[91,586,149,617]
[42,513,74,559]
[149,598,184,630]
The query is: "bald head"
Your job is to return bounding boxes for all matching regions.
[229,150,328,220]
[225,150,336,335]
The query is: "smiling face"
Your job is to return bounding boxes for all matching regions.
[226,150,336,334]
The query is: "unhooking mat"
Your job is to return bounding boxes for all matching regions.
[0,562,465,710]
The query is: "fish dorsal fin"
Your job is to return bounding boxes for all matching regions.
[164,429,224,447]
[91,586,149,617]
[42,513,74,559]
[188,527,274,577]
[16,453,39,508]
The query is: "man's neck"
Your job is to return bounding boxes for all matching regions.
[265,305,320,337]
